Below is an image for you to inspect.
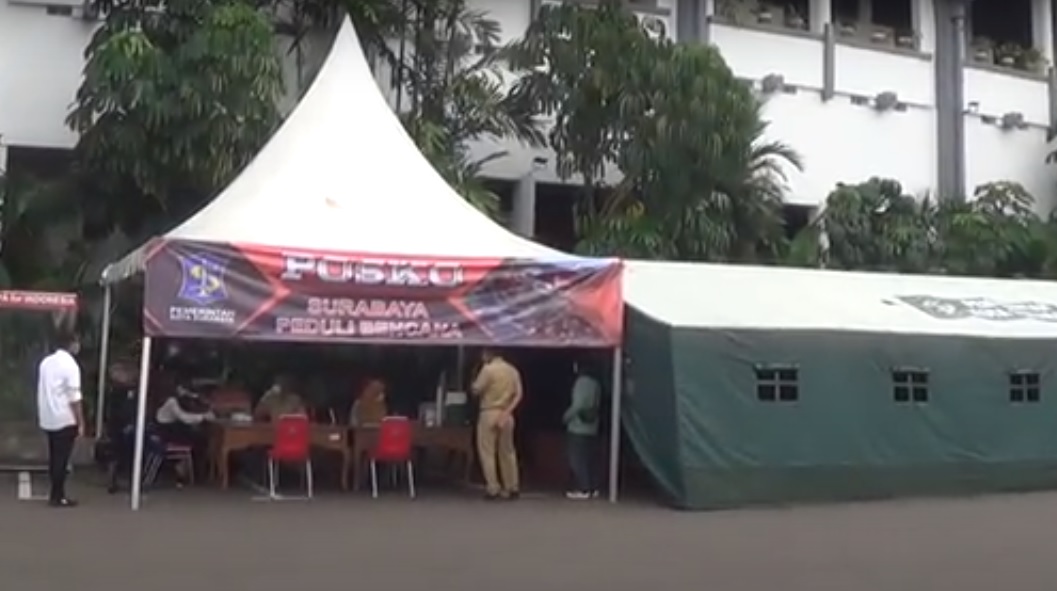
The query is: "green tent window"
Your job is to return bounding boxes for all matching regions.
[892,369,929,403]
[754,366,799,402]
[1009,371,1041,403]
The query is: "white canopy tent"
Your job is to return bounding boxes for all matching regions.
[101,22,572,285]
[96,19,623,510]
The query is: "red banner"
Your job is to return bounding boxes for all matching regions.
[142,240,622,347]
[0,290,78,311]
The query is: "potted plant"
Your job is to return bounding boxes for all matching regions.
[1018,46,1045,73]
[755,3,774,24]
[895,30,918,49]
[784,8,806,29]
[971,37,994,63]
[715,0,738,22]
[995,43,1021,68]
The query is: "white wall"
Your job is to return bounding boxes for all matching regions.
[0,5,95,148]
[715,23,937,205]
[706,21,1057,210]
[2,0,1055,211]
[761,93,936,205]
[963,67,1055,211]
[0,4,321,146]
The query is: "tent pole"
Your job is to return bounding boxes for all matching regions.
[607,346,623,503]
[456,346,465,390]
[94,285,113,438]
[130,336,153,511]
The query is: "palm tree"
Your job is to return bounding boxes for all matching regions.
[394,0,544,216]
[712,116,803,262]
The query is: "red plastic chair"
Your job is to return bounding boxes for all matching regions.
[369,416,415,499]
[268,414,313,499]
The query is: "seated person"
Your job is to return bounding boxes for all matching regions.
[349,377,388,427]
[254,375,307,422]
[155,384,212,487]
[156,384,212,443]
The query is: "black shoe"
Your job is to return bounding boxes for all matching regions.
[48,498,79,508]
[503,491,520,501]
[483,493,502,501]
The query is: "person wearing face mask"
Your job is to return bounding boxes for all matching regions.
[36,331,86,508]
[254,374,307,422]
[562,360,602,500]
[471,348,523,501]
[155,382,213,487]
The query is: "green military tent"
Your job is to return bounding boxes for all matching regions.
[622,260,1057,509]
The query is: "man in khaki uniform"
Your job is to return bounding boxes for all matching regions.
[471,349,523,500]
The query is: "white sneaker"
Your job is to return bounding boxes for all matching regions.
[565,491,590,500]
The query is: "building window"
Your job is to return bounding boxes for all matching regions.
[833,0,917,50]
[715,0,809,32]
[968,0,1040,73]
[892,368,928,403]
[1009,371,1041,403]
[755,365,799,402]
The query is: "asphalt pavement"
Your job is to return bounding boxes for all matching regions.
[3,475,1057,591]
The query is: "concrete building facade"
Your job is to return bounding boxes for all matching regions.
[1,0,1056,217]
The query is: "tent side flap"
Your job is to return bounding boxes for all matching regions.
[622,307,685,504]
[664,327,1057,509]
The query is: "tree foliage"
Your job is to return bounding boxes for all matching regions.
[799,178,1057,279]
[386,0,544,216]
[68,0,284,232]
[508,1,801,261]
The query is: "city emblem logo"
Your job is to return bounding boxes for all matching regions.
[177,253,228,306]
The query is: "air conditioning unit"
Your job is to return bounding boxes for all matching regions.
[760,73,785,94]
[1001,111,1025,129]
[635,12,669,40]
[873,91,899,111]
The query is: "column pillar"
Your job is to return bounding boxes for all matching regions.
[0,140,7,258]
[809,0,831,34]
[1032,0,1054,65]
[857,0,872,27]
[701,0,713,44]
[935,0,968,201]
[678,0,705,43]
[511,169,538,237]
[913,0,936,54]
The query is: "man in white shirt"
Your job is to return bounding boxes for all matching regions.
[37,331,85,507]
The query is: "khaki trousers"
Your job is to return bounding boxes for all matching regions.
[476,409,519,495]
